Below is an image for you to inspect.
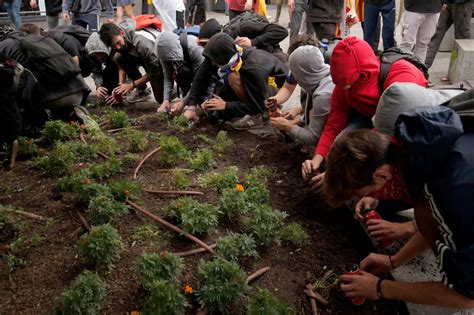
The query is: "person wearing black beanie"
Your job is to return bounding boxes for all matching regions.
[202,33,237,66]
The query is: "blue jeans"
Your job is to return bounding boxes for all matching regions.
[364,0,395,50]
[4,0,22,29]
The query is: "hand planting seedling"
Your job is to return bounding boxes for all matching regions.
[136,252,183,287]
[52,270,106,315]
[216,232,258,262]
[187,148,216,171]
[41,120,78,143]
[197,258,247,313]
[247,288,296,315]
[77,224,123,268]
[156,135,188,167]
[197,166,239,191]
[141,279,187,315]
[86,194,129,225]
[213,131,233,154]
[280,223,311,247]
[243,204,288,246]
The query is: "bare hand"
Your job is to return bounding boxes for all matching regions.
[30,0,37,8]
[201,95,225,111]
[288,0,295,14]
[360,253,393,274]
[355,197,379,220]
[244,0,252,10]
[183,107,198,122]
[282,106,303,120]
[96,86,109,99]
[235,36,252,48]
[367,219,415,241]
[106,18,114,23]
[270,117,292,132]
[113,83,133,96]
[157,100,170,113]
[170,100,185,116]
[105,94,119,106]
[340,271,380,300]
[63,12,71,22]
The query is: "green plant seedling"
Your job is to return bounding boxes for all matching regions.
[247,288,296,315]
[41,120,78,143]
[136,252,183,287]
[280,223,311,247]
[122,153,141,166]
[141,279,187,315]
[197,166,239,191]
[17,137,39,159]
[86,194,129,225]
[93,135,120,157]
[86,158,122,180]
[108,179,141,201]
[120,128,148,153]
[156,136,188,167]
[30,233,45,247]
[77,224,123,268]
[168,169,190,190]
[33,142,76,176]
[106,110,130,129]
[213,131,233,154]
[218,185,251,221]
[216,232,258,263]
[132,224,171,248]
[243,205,288,246]
[193,134,213,144]
[167,115,189,133]
[187,148,215,171]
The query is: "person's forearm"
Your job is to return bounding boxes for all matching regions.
[391,231,429,268]
[132,74,150,88]
[275,82,295,104]
[382,281,474,309]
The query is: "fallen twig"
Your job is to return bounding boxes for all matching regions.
[144,189,204,196]
[126,200,215,254]
[76,211,91,231]
[13,210,47,222]
[174,244,217,257]
[304,290,318,315]
[106,125,142,133]
[9,139,18,169]
[304,284,330,306]
[156,168,192,173]
[133,147,161,179]
[245,266,270,285]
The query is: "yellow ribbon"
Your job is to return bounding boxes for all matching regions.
[268,76,277,89]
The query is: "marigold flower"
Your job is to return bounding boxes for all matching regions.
[235,184,244,192]
[160,250,168,257]
[124,190,130,197]
[184,284,193,294]
[79,124,87,129]
[83,178,91,185]
[130,311,140,315]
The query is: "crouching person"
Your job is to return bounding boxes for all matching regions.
[323,106,474,308]
[197,33,288,129]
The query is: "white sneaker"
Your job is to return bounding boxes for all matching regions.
[226,114,264,130]
[126,87,152,103]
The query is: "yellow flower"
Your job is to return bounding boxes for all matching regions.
[184,284,193,294]
[235,184,244,192]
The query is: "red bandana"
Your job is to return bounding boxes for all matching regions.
[368,164,412,205]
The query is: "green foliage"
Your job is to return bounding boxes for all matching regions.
[120,128,148,153]
[216,232,258,262]
[52,270,106,315]
[30,233,45,247]
[167,115,189,133]
[193,134,213,144]
[108,179,141,201]
[156,136,188,167]
[168,169,190,190]
[197,258,247,313]
[77,224,123,267]
[41,120,78,142]
[106,110,130,129]
[245,166,274,183]
[4,253,27,273]
[218,187,250,220]
[17,137,39,159]
[122,153,140,166]
[243,166,273,204]
[0,209,17,242]
[68,141,99,161]
[132,224,170,248]
[187,148,215,171]
[142,280,186,315]
[164,197,220,234]
[280,223,311,247]
[86,195,129,225]
[247,289,296,315]
[197,166,239,191]
[86,158,122,180]
[243,205,288,246]
[213,131,233,154]
[136,252,183,287]
[94,135,120,157]
[77,182,111,202]
[34,142,75,176]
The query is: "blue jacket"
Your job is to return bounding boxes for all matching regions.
[395,106,474,299]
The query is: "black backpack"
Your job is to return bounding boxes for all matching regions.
[223,11,268,39]
[9,33,81,85]
[51,25,92,46]
[377,47,429,94]
[175,32,194,96]
[441,88,474,133]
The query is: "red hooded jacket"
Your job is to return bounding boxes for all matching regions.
[315,36,428,159]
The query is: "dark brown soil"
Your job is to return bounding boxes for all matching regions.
[0,103,407,314]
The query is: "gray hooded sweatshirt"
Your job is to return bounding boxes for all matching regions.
[85,32,111,88]
[63,0,113,18]
[288,45,334,147]
[156,31,204,101]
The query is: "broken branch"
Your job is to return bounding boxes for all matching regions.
[106,126,142,133]
[133,147,161,179]
[143,189,204,196]
[126,200,215,254]
[174,244,217,257]
[13,210,47,222]
[245,266,270,285]
[9,139,18,169]
[304,284,330,306]
[303,290,318,315]
[76,211,91,231]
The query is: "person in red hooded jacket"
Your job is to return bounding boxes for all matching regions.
[301,36,428,190]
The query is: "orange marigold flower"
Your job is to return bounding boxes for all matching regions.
[130,311,140,315]
[160,250,168,257]
[83,178,91,185]
[79,124,87,129]
[235,184,244,192]
[124,190,130,197]
[184,284,193,294]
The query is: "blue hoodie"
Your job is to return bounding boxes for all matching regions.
[395,106,474,299]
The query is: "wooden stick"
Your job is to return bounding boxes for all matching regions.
[304,284,330,306]
[13,210,47,222]
[245,266,270,285]
[156,168,192,173]
[76,211,91,231]
[106,126,142,133]
[126,200,216,254]
[144,189,204,196]
[305,291,318,315]
[133,147,161,179]
[9,139,18,169]
[174,244,217,257]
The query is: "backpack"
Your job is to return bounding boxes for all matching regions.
[173,26,200,37]
[175,32,194,96]
[51,25,92,46]
[441,88,474,133]
[223,11,268,38]
[9,33,81,85]
[0,53,22,146]
[377,47,429,94]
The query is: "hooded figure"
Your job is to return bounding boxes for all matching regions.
[156,31,204,102]
[312,36,428,161]
[202,33,288,120]
[286,45,334,147]
[85,32,118,94]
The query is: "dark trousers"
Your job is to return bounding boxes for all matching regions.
[72,13,99,32]
[364,0,395,50]
[229,9,245,21]
[114,53,164,104]
[361,19,381,51]
[425,3,473,68]
[176,10,185,29]
[309,22,337,41]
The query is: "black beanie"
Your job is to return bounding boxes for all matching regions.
[203,33,237,66]
[198,18,222,40]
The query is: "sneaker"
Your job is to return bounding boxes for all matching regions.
[226,114,263,130]
[126,87,152,103]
